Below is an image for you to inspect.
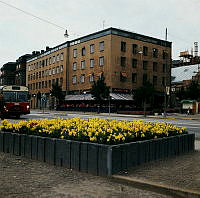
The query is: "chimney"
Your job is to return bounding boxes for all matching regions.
[41,50,44,54]
[46,46,50,51]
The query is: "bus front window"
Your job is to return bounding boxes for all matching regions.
[3,92,16,102]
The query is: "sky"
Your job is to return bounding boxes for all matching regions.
[0,0,200,68]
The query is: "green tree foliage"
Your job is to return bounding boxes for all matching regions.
[91,74,110,104]
[185,80,200,100]
[50,83,64,105]
[133,81,156,116]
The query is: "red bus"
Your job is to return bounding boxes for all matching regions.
[0,85,30,118]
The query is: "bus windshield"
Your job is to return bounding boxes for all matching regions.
[3,91,29,102]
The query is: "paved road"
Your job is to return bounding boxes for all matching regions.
[6,111,200,139]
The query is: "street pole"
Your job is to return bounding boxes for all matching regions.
[164,28,168,117]
[109,96,111,117]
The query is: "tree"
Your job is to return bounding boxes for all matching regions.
[185,80,200,100]
[133,81,156,117]
[50,83,64,106]
[91,74,110,105]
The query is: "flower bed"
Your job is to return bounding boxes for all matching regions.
[0,118,187,144]
[0,118,195,176]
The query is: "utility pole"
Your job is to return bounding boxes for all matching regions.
[164,28,168,117]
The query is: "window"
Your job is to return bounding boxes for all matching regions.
[81,61,85,69]
[143,46,148,56]
[52,79,55,85]
[73,62,77,71]
[49,68,51,76]
[60,77,63,86]
[46,58,48,66]
[99,56,104,66]
[49,80,51,88]
[143,61,148,70]
[73,49,77,58]
[90,44,94,53]
[162,77,165,86]
[56,66,60,74]
[99,41,104,51]
[132,73,137,83]
[39,82,41,89]
[132,44,138,54]
[89,74,94,82]
[72,75,77,84]
[42,60,45,67]
[162,50,167,59]
[52,68,55,75]
[39,61,42,68]
[152,48,158,58]
[49,57,52,65]
[153,75,157,86]
[143,73,148,85]
[82,47,86,56]
[60,53,64,61]
[42,71,44,78]
[153,62,158,72]
[132,59,137,68]
[36,62,38,69]
[80,74,85,83]
[90,59,94,68]
[53,56,56,63]
[42,81,44,88]
[45,81,47,88]
[36,83,38,89]
[39,71,41,78]
[121,57,126,67]
[163,64,166,72]
[60,65,64,73]
[121,41,126,52]
[120,72,127,82]
[57,54,60,62]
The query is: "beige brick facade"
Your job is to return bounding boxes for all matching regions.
[27,28,171,107]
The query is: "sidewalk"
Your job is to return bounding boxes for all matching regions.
[31,109,200,121]
[112,140,200,198]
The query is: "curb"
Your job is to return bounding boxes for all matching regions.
[111,175,200,198]
[30,110,200,121]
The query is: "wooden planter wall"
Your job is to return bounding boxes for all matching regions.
[0,131,195,176]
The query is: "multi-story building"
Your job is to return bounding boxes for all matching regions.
[15,54,32,86]
[0,62,16,85]
[27,27,171,108]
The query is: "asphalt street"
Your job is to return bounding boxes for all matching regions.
[5,111,200,140]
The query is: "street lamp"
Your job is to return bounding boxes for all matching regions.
[33,94,36,109]
[83,91,86,113]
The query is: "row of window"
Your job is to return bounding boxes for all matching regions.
[28,53,64,72]
[28,65,64,81]
[121,57,167,72]
[29,77,63,90]
[72,74,95,84]
[73,41,104,58]
[72,57,104,71]
[131,73,166,86]
[121,42,167,59]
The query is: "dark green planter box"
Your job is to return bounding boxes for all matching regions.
[0,131,195,176]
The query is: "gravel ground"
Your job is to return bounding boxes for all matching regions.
[0,153,170,198]
[125,141,200,192]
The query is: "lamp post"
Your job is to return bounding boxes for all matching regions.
[83,91,86,113]
[33,94,36,109]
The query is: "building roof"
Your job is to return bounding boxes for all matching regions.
[65,93,133,101]
[27,27,171,63]
[171,64,199,83]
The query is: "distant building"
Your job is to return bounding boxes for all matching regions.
[0,62,16,85]
[26,27,172,108]
[15,54,33,86]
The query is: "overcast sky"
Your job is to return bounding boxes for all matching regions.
[0,0,200,68]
